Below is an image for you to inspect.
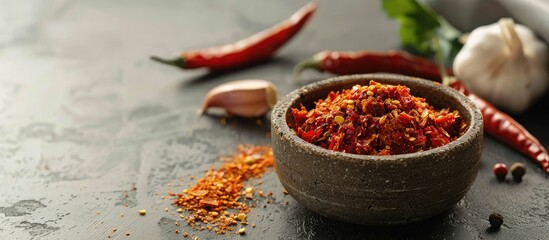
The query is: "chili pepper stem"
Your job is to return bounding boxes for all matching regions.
[293,58,321,83]
[150,56,186,68]
[431,37,455,86]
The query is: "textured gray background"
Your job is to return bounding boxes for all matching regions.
[0,0,548,239]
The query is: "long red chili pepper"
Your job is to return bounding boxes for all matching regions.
[294,50,549,174]
[294,50,446,82]
[150,2,317,70]
[449,81,549,173]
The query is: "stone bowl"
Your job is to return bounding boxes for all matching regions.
[271,74,483,225]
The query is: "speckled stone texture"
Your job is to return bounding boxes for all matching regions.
[272,74,483,225]
[3,1,549,239]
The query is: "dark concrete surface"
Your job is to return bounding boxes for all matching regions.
[0,0,547,239]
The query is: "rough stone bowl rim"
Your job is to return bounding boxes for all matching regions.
[272,73,483,164]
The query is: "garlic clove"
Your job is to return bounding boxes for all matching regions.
[199,79,278,118]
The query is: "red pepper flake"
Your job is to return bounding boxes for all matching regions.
[172,145,274,235]
[245,193,253,199]
[191,190,209,197]
[199,198,219,207]
[291,80,467,155]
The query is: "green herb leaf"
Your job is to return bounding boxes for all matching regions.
[382,0,462,62]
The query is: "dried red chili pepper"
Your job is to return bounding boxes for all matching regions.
[294,50,447,82]
[151,2,317,70]
[294,50,549,174]
[450,81,549,174]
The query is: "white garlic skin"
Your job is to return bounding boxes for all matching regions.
[199,79,278,118]
[453,18,548,113]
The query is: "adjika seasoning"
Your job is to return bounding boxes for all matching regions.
[292,80,467,155]
[172,145,274,235]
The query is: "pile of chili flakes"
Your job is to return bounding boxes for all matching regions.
[292,80,468,155]
[171,145,274,235]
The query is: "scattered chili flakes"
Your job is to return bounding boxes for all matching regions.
[172,145,274,235]
[292,81,467,155]
[191,190,209,197]
[282,188,288,195]
[245,193,253,199]
[138,209,146,215]
[236,213,247,221]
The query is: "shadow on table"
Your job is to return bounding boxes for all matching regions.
[276,203,475,240]
[178,57,296,88]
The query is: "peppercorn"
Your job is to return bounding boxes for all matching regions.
[489,212,503,229]
[493,163,508,181]
[510,163,526,181]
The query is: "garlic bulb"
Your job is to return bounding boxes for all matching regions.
[453,18,548,113]
[199,79,278,118]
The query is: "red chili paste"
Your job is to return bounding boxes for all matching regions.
[291,80,467,155]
